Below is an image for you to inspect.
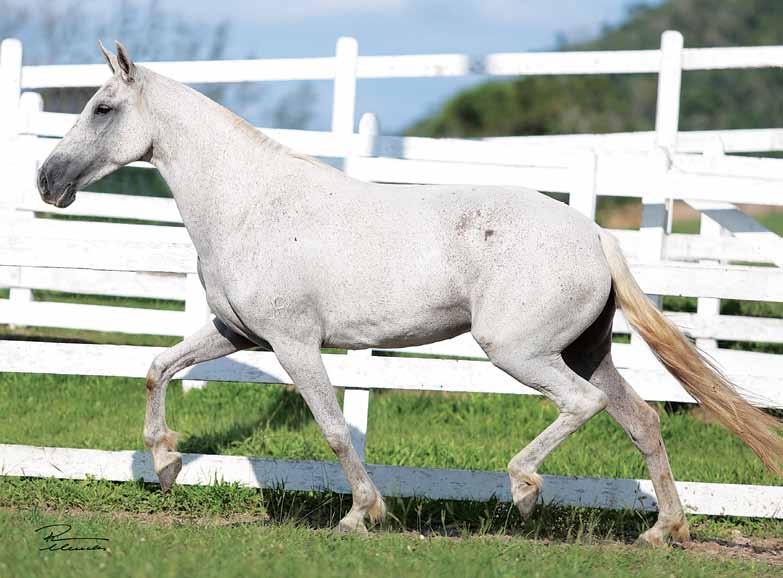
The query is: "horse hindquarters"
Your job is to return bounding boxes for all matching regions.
[560,280,688,546]
[469,248,613,520]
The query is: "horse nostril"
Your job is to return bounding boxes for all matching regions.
[37,168,49,196]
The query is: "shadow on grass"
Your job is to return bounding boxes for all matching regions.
[261,487,657,544]
[177,420,268,454]
[178,386,314,455]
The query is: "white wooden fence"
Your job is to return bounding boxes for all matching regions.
[1,32,783,518]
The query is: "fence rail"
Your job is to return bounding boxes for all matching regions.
[18,44,783,89]
[1,31,782,518]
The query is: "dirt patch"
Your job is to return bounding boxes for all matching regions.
[682,533,783,567]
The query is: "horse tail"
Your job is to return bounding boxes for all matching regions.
[598,229,783,476]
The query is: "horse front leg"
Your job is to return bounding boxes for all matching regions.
[273,339,386,533]
[144,318,252,491]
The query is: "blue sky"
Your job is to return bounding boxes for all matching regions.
[7,0,660,133]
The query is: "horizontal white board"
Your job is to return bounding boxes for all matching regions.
[486,128,783,154]
[0,300,186,336]
[620,311,783,344]
[0,341,780,407]
[1,444,780,517]
[0,266,185,300]
[19,188,182,224]
[21,57,338,88]
[665,234,779,266]
[19,44,783,90]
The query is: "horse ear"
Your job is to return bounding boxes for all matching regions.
[114,40,136,82]
[98,40,117,74]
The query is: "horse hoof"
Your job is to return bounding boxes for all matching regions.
[510,473,542,518]
[636,528,666,548]
[336,519,368,535]
[156,451,182,492]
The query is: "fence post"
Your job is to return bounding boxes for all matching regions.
[0,39,22,137]
[1,40,28,319]
[182,270,211,392]
[695,138,727,350]
[654,31,683,151]
[569,149,598,220]
[339,111,377,461]
[0,38,22,218]
[7,92,43,322]
[344,111,378,180]
[639,30,683,310]
[331,36,358,171]
[343,350,370,462]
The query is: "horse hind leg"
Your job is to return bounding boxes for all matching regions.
[480,339,609,519]
[585,350,689,546]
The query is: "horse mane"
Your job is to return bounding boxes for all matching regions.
[223,96,329,168]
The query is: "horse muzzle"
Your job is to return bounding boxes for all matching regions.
[37,163,77,208]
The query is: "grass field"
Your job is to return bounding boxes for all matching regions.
[1,370,783,575]
[2,508,782,578]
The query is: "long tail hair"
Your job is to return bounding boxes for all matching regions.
[598,229,783,476]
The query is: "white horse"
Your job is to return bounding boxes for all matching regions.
[37,42,782,545]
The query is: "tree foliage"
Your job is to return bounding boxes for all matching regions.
[408,0,783,137]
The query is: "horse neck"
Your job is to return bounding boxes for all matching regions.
[143,71,295,254]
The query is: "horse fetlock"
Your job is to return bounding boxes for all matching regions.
[349,482,386,526]
[161,428,180,450]
[670,519,690,544]
[368,492,387,524]
[509,471,543,518]
[652,513,690,544]
[144,426,178,450]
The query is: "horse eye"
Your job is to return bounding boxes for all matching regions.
[94,104,112,115]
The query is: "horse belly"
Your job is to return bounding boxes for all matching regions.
[321,301,471,350]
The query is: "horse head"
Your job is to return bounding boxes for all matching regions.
[37,41,151,208]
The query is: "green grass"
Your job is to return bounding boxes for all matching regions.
[1,372,782,546]
[1,374,779,486]
[32,289,184,311]
[2,374,782,574]
[672,212,783,236]
[3,509,779,578]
